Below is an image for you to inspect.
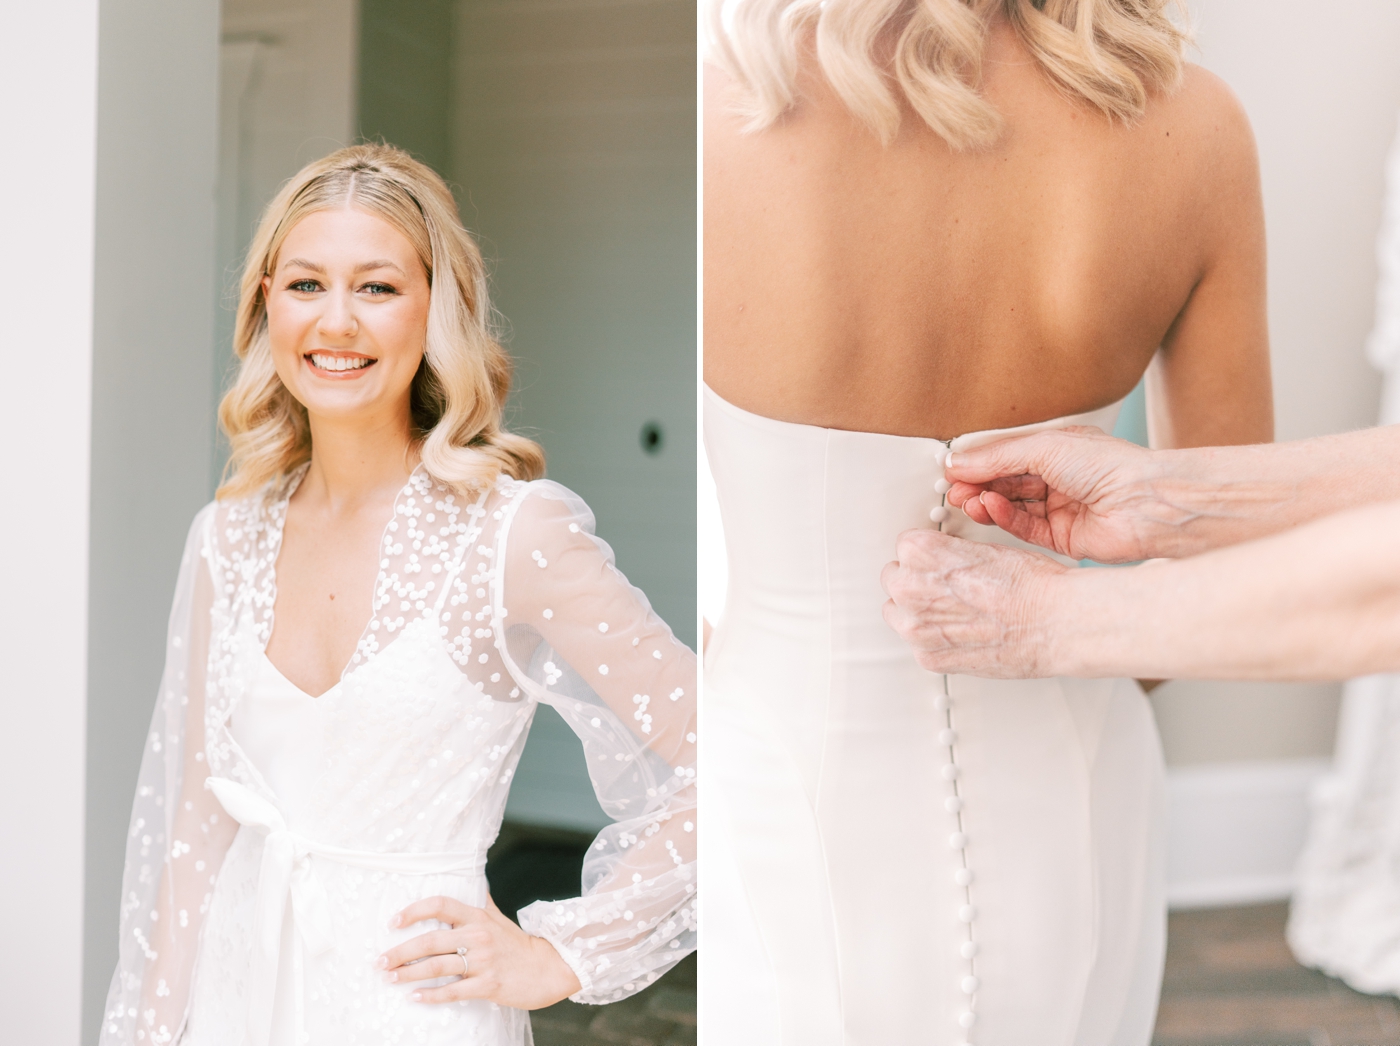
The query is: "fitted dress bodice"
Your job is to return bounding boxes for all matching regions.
[702,384,1166,1046]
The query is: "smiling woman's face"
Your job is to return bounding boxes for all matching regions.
[263,206,432,429]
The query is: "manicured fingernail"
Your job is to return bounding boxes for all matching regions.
[945,453,956,468]
[383,971,397,983]
[376,956,388,969]
[410,991,423,1002]
[389,914,402,928]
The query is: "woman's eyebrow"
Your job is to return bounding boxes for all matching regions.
[354,259,407,276]
[278,258,407,276]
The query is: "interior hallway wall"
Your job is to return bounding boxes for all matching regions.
[0,6,101,1042]
[80,1,222,1041]
[1150,1,1400,767]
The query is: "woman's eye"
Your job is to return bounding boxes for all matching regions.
[287,279,321,293]
[361,282,396,296]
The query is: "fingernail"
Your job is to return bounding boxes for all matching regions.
[389,914,402,929]
[945,452,956,468]
[410,991,423,1002]
[376,956,388,970]
[383,971,397,983]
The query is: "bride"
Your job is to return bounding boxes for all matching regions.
[101,145,696,1045]
[703,1,1270,1043]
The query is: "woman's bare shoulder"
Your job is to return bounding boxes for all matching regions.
[1149,63,1259,170]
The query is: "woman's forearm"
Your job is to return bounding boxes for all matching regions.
[1153,426,1400,557]
[1055,498,1400,679]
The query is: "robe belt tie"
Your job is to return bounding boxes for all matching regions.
[207,777,488,1046]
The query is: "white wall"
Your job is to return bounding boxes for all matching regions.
[1151,1,1400,768]
[0,7,100,1042]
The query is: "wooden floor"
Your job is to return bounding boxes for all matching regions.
[495,819,1400,1046]
[1156,902,1400,1046]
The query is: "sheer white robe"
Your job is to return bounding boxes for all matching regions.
[100,467,697,1044]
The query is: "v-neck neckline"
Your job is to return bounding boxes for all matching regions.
[261,462,426,699]
[259,647,338,701]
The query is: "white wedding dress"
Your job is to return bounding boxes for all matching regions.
[101,466,697,1045]
[702,384,1165,1046]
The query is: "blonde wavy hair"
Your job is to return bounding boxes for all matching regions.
[217,144,545,501]
[707,0,1189,148]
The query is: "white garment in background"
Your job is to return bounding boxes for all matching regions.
[1289,111,1400,994]
[702,385,1166,1046]
[101,467,696,1045]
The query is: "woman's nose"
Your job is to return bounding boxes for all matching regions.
[317,287,358,339]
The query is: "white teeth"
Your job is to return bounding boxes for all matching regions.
[309,354,372,372]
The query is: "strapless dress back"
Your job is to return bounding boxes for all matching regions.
[702,384,1166,1046]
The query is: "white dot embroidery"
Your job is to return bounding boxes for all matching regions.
[160,469,698,1022]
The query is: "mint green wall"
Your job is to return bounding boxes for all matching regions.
[358,0,696,830]
[357,0,453,174]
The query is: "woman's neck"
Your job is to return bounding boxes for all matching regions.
[299,407,419,511]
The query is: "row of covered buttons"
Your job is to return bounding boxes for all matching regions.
[931,446,978,1042]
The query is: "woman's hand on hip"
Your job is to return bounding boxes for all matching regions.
[378,895,582,1010]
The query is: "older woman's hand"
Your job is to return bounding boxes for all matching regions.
[942,427,1197,563]
[378,895,582,1011]
[880,528,1075,677]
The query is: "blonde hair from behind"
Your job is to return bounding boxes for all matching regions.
[706,0,1190,148]
[217,144,545,502]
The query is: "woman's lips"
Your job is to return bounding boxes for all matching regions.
[305,352,377,375]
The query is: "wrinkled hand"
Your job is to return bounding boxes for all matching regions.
[379,895,581,1010]
[881,528,1070,678]
[944,427,1176,564]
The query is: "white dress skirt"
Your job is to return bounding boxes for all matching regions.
[702,385,1166,1046]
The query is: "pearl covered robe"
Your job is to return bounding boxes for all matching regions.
[101,468,697,1045]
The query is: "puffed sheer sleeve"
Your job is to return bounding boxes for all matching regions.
[101,503,238,1044]
[490,481,697,1003]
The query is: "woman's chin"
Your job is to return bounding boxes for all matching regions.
[293,384,407,428]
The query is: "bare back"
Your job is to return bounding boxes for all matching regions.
[704,20,1273,445]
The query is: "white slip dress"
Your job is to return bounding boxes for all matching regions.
[701,384,1166,1046]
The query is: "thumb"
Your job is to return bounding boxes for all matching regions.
[945,431,1060,485]
[947,427,1106,488]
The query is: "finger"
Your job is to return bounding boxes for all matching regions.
[944,434,1050,483]
[946,430,1085,485]
[881,597,913,637]
[410,973,496,1005]
[392,895,474,932]
[980,491,1057,552]
[914,649,950,673]
[960,493,994,527]
[387,951,470,984]
[380,928,467,971]
[880,560,902,597]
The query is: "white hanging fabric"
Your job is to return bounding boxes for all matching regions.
[1288,110,1400,994]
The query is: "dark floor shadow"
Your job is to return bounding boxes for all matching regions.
[486,820,697,1046]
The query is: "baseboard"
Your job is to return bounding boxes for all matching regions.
[1165,758,1331,910]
